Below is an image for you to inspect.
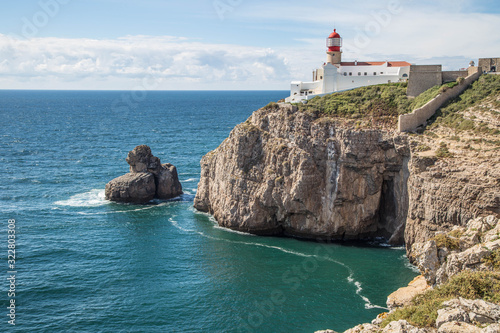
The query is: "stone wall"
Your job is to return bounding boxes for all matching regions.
[398,68,481,132]
[406,65,442,98]
[479,57,500,73]
[442,70,467,83]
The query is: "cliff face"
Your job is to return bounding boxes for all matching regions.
[405,155,499,255]
[194,104,411,243]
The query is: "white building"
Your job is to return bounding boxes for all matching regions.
[285,29,411,103]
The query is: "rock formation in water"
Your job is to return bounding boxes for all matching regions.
[105,145,182,203]
[194,104,411,243]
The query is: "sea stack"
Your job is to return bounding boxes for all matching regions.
[105,145,182,203]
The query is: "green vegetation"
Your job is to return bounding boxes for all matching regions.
[264,101,280,110]
[428,75,500,134]
[297,83,411,119]
[483,249,500,269]
[449,229,464,238]
[432,232,459,249]
[415,144,431,152]
[381,271,500,327]
[435,142,453,159]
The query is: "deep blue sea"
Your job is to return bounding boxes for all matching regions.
[1,90,417,332]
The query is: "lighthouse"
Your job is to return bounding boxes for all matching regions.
[284,28,411,103]
[326,29,342,64]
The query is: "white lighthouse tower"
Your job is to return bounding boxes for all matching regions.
[326,29,342,64]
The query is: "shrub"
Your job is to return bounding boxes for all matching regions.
[435,142,453,158]
[433,233,459,249]
[264,101,280,110]
[428,75,500,132]
[416,144,431,152]
[381,271,500,328]
[449,229,464,238]
[483,249,500,270]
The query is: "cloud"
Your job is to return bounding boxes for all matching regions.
[239,0,500,61]
[0,34,291,89]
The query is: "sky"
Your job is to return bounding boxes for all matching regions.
[0,0,499,90]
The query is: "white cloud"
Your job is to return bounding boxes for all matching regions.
[240,0,500,62]
[1,0,499,90]
[0,34,291,90]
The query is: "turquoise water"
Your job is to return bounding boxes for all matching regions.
[1,90,417,332]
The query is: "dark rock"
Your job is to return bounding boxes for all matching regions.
[105,145,182,204]
[105,173,156,203]
[156,163,183,200]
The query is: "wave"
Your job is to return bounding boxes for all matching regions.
[347,273,388,310]
[168,217,196,233]
[54,189,107,207]
[77,204,164,215]
[181,178,199,182]
[212,225,256,237]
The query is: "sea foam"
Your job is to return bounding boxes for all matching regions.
[54,189,107,207]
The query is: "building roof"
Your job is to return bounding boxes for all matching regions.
[340,61,411,67]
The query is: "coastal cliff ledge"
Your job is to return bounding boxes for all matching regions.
[194,103,411,244]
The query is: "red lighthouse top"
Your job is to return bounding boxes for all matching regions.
[327,29,342,52]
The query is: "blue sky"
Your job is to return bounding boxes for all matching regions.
[0,0,499,90]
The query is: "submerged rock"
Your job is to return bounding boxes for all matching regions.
[105,145,182,203]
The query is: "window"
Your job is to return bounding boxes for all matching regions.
[343,72,347,76]
[320,76,323,79]
[349,72,352,76]
[364,72,367,76]
[358,72,361,76]
[380,72,384,75]
[374,72,377,75]
[402,74,408,78]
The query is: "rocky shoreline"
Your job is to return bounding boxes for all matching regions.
[316,216,500,333]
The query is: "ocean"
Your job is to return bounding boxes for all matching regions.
[1,90,417,332]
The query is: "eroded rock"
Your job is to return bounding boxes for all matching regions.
[104,172,156,203]
[105,145,182,203]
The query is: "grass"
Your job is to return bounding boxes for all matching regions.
[428,75,500,134]
[381,271,500,327]
[297,82,411,119]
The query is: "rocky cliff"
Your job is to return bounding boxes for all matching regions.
[194,77,500,250]
[194,104,411,243]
